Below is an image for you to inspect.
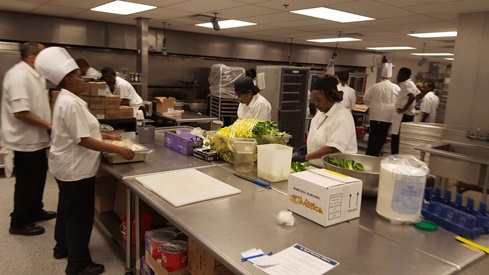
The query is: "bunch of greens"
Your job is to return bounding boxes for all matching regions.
[252,120,281,137]
[291,161,310,173]
[326,156,365,172]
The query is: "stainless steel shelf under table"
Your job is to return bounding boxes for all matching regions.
[124,165,465,275]
[154,111,217,127]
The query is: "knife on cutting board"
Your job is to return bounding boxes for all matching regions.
[233,173,271,189]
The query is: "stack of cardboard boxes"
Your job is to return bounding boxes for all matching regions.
[94,169,118,213]
[78,82,135,119]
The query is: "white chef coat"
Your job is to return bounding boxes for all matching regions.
[307,103,357,167]
[420,91,439,123]
[84,67,101,80]
[0,61,51,151]
[363,79,399,123]
[114,76,143,116]
[391,79,421,134]
[237,93,271,121]
[49,89,101,181]
[337,84,356,111]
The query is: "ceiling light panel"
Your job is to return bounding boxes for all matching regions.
[91,1,156,15]
[411,53,454,56]
[307,37,361,43]
[196,20,257,29]
[445,58,454,60]
[408,31,457,38]
[367,46,416,50]
[291,7,375,23]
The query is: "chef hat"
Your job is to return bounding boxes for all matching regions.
[35,47,78,85]
[381,63,393,78]
[326,64,335,76]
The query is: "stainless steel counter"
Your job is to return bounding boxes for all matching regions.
[154,111,217,126]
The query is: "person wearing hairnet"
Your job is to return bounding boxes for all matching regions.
[234,76,271,120]
[292,77,357,167]
[35,47,135,275]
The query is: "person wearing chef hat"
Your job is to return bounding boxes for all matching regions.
[234,76,272,120]
[292,77,357,167]
[363,62,400,156]
[100,66,143,117]
[35,47,134,275]
[390,67,420,155]
[1,42,56,236]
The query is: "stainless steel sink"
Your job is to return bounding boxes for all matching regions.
[416,142,489,187]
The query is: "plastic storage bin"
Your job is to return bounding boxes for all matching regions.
[257,144,293,182]
[233,138,256,173]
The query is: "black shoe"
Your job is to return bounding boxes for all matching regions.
[9,223,45,236]
[34,210,57,222]
[53,250,68,260]
[67,263,104,275]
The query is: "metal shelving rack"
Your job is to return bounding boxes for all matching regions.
[209,95,239,126]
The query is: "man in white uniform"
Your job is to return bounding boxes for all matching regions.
[1,42,56,236]
[101,67,143,116]
[75,58,101,80]
[234,76,272,121]
[363,63,400,156]
[391,67,420,154]
[420,82,439,123]
[337,72,356,111]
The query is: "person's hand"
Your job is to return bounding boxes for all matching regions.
[116,146,135,160]
[106,134,122,141]
[292,154,306,163]
[295,145,307,155]
[396,107,405,114]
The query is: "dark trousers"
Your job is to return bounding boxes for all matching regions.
[366,121,391,157]
[10,148,48,227]
[54,177,95,273]
[391,114,414,155]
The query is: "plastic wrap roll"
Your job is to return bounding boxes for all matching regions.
[376,155,429,223]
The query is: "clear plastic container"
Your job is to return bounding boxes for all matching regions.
[257,144,293,182]
[232,139,256,173]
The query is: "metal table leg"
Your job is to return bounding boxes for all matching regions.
[125,188,132,274]
[135,196,141,272]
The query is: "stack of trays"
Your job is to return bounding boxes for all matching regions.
[399,122,444,164]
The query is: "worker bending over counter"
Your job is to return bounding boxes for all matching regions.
[234,76,271,121]
[101,67,143,116]
[292,77,357,167]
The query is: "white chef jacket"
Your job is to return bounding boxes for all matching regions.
[307,103,357,167]
[363,79,399,123]
[85,67,102,80]
[395,79,420,116]
[114,76,143,116]
[420,91,439,123]
[237,93,271,121]
[0,61,51,151]
[337,84,356,111]
[49,90,101,181]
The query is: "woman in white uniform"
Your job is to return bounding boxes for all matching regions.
[292,77,357,167]
[35,47,135,275]
[234,76,271,120]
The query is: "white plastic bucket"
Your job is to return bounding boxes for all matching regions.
[257,144,293,182]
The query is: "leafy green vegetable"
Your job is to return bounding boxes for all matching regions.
[326,157,365,172]
[291,161,310,173]
[252,120,281,137]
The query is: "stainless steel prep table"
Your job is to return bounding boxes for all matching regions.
[154,111,217,127]
[123,165,478,275]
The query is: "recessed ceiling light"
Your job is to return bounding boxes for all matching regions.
[411,53,454,56]
[291,7,374,23]
[307,37,361,43]
[196,20,256,29]
[445,58,454,60]
[408,31,457,38]
[367,46,416,50]
[91,0,156,15]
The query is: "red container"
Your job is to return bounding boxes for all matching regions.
[121,211,152,244]
[161,240,188,272]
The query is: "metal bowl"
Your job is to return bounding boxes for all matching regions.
[321,153,383,197]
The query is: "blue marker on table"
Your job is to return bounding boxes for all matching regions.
[241,252,273,262]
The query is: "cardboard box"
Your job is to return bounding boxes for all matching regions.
[80,83,90,96]
[145,253,190,275]
[120,106,134,118]
[192,148,219,162]
[164,131,203,155]
[95,171,117,195]
[91,109,105,119]
[89,96,106,110]
[187,238,233,275]
[79,95,90,103]
[141,256,156,275]
[287,169,362,227]
[95,193,115,213]
[155,97,176,114]
[106,94,121,109]
[105,108,121,119]
[89,82,109,96]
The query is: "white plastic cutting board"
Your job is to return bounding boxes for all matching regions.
[135,169,241,207]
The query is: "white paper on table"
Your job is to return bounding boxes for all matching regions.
[241,248,279,267]
[258,244,339,275]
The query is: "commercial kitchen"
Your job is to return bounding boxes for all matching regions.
[1,1,489,274]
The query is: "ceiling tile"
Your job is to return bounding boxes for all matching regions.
[402,0,489,13]
[216,5,280,19]
[330,0,417,18]
[164,0,245,14]
[255,0,359,11]
[0,0,40,12]
[133,8,193,20]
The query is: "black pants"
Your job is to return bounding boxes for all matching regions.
[10,148,48,227]
[54,177,95,274]
[366,121,391,157]
[391,114,414,155]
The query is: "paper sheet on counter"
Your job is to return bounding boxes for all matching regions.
[258,244,339,275]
